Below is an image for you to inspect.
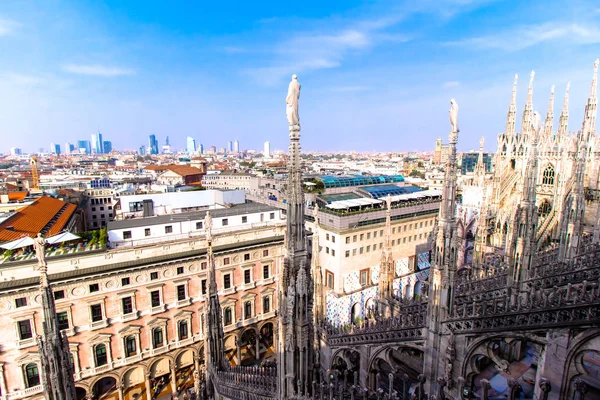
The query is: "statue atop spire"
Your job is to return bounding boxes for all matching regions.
[583,59,598,133]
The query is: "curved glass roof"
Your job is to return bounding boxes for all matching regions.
[360,184,421,199]
[318,174,405,188]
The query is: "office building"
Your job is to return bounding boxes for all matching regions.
[263,141,270,158]
[186,137,196,154]
[138,145,146,156]
[10,147,22,155]
[50,143,61,155]
[233,140,239,153]
[228,141,233,153]
[78,140,91,154]
[103,141,113,154]
[91,132,103,154]
[148,134,159,155]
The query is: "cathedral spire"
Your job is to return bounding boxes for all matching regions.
[33,235,77,400]
[521,71,535,135]
[558,83,570,137]
[311,204,323,324]
[506,74,518,137]
[544,85,555,140]
[203,211,225,395]
[378,195,395,303]
[473,136,486,186]
[583,59,598,134]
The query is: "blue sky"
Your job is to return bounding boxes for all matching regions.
[0,0,599,153]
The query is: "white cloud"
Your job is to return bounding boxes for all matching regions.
[0,17,19,36]
[447,23,600,51]
[443,81,460,89]
[3,73,43,86]
[62,64,135,77]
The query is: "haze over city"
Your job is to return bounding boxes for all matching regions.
[1,0,599,153]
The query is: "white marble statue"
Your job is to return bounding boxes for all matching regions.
[33,233,47,267]
[532,111,541,135]
[449,99,459,133]
[286,74,301,127]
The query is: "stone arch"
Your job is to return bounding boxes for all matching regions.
[224,335,237,365]
[239,328,258,365]
[560,328,600,399]
[149,357,172,379]
[175,348,195,368]
[89,374,120,398]
[75,387,88,400]
[122,365,145,388]
[350,302,363,322]
[259,321,275,352]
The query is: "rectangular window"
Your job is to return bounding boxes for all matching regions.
[179,321,189,340]
[91,207,96,212]
[366,245,370,252]
[410,224,413,230]
[244,253,250,261]
[393,227,396,234]
[100,206,104,211]
[419,233,423,239]
[18,320,32,339]
[123,230,132,239]
[223,257,230,265]
[165,225,173,234]
[263,296,270,313]
[150,272,158,280]
[242,216,248,223]
[57,312,69,330]
[54,290,65,300]
[403,237,406,243]
[222,218,228,226]
[151,291,161,307]
[201,261,207,270]
[91,304,103,322]
[263,249,269,257]
[89,283,99,293]
[153,328,164,348]
[352,249,357,256]
[244,269,251,284]
[269,212,275,220]
[420,222,423,228]
[145,228,151,237]
[373,231,377,238]
[263,265,269,279]
[326,233,329,241]
[121,277,130,286]
[224,307,233,325]
[201,279,207,295]
[392,239,395,246]
[177,285,186,301]
[360,247,364,254]
[331,236,335,243]
[367,232,371,239]
[331,249,335,257]
[326,271,334,289]
[15,297,27,308]
[126,336,137,356]
[353,235,357,242]
[360,234,364,241]
[244,301,252,319]
[360,269,369,286]
[380,229,384,236]
[404,226,407,232]
[196,221,203,230]
[345,237,350,244]
[325,247,329,254]
[122,297,133,314]
[177,266,184,275]
[345,250,350,258]
[224,274,231,289]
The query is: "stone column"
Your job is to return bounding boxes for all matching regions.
[117,384,124,400]
[359,346,369,388]
[170,362,178,396]
[256,335,261,360]
[145,377,152,400]
[0,363,7,397]
[235,337,241,365]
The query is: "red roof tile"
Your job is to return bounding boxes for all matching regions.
[0,196,76,242]
[7,191,27,201]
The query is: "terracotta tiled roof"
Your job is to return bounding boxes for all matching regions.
[143,165,168,171]
[0,196,76,242]
[7,192,27,201]
[162,165,204,177]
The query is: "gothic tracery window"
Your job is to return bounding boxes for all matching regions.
[542,165,555,185]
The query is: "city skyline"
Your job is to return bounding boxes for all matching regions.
[1,1,599,153]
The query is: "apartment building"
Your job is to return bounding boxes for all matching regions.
[0,202,284,400]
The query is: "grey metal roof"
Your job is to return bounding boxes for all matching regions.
[108,201,278,230]
[0,235,284,292]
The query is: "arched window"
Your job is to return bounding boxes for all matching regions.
[542,165,555,185]
[539,200,552,217]
[95,344,107,366]
[25,363,40,387]
[178,320,188,340]
[125,336,136,357]
[153,328,164,348]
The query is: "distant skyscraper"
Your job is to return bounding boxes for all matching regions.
[64,143,75,154]
[138,145,146,156]
[263,141,271,158]
[78,140,91,154]
[148,134,159,155]
[186,137,196,154]
[50,143,61,155]
[165,136,170,146]
[10,147,22,155]
[233,140,239,153]
[91,132,103,154]
[198,144,204,154]
[103,141,113,153]
[228,141,233,153]
[209,145,216,153]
